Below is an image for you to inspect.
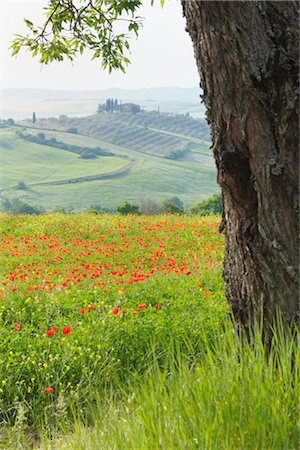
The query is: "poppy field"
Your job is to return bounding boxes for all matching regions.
[0,213,227,431]
[1,212,298,449]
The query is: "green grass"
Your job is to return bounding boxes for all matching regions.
[3,321,299,450]
[0,128,127,187]
[1,126,218,211]
[0,213,298,449]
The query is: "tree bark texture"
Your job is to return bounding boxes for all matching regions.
[182,1,299,332]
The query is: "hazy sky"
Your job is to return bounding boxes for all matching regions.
[1,0,200,91]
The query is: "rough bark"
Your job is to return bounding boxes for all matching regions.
[182,0,299,333]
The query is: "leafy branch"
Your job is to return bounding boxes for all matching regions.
[10,0,150,72]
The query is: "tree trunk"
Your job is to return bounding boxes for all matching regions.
[182,1,299,334]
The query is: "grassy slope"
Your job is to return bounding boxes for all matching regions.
[1,121,218,210]
[34,111,211,158]
[0,128,127,186]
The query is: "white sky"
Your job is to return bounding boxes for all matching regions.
[1,0,200,90]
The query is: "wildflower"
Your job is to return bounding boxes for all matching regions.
[62,326,71,335]
[112,307,119,315]
[154,304,161,310]
[203,290,211,297]
[45,326,57,337]
[87,305,95,311]
[44,387,54,393]
[131,311,138,316]
[13,323,21,330]
[137,304,146,310]
[79,309,85,315]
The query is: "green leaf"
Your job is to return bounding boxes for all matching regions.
[24,18,33,28]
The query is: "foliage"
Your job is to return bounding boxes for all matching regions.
[6,118,15,126]
[88,204,113,214]
[115,201,140,215]
[166,148,189,160]
[10,0,147,72]
[16,130,114,157]
[161,196,184,214]
[189,192,222,216]
[79,150,97,159]
[98,98,138,113]
[1,198,43,215]
[66,127,78,134]
[16,181,27,190]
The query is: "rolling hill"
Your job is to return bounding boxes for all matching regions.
[1,111,218,211]
[27,110,211,158]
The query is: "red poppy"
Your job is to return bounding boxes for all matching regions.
[13,323,21,330]
[62,326,71,335]
[131,311,138,316]
[45,326,57,337]
[44,387,54,393]
[79,308,85,315]
[137,304,146,310]
[112,307,119,315]
[154,304,161,310]
[87,305,95,311]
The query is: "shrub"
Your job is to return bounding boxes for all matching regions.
[16,181,27,190]
[1,198,43,215]
[115,201,140,215]
[79,150,97,159]
[67,127,78,134]
[161,196,184,214]
[189,193,222,216]
[166,148,189,160]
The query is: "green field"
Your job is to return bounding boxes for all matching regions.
[0,128,127,185]
[0,213,298,449]
[1,124,218,211]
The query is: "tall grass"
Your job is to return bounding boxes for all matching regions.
[28,319,299,449]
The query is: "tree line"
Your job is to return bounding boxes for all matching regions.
[16,131,114,159]
[97,98,141,114]
[1,193,222,217]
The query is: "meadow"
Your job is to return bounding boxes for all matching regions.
[0,126,217,211]
[0,213,298,449]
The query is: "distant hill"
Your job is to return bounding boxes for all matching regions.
[26,110,211,159]
[1,87,206,120]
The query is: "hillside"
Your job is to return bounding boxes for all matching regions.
[29,110,211,159]
[1,112,217,211]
